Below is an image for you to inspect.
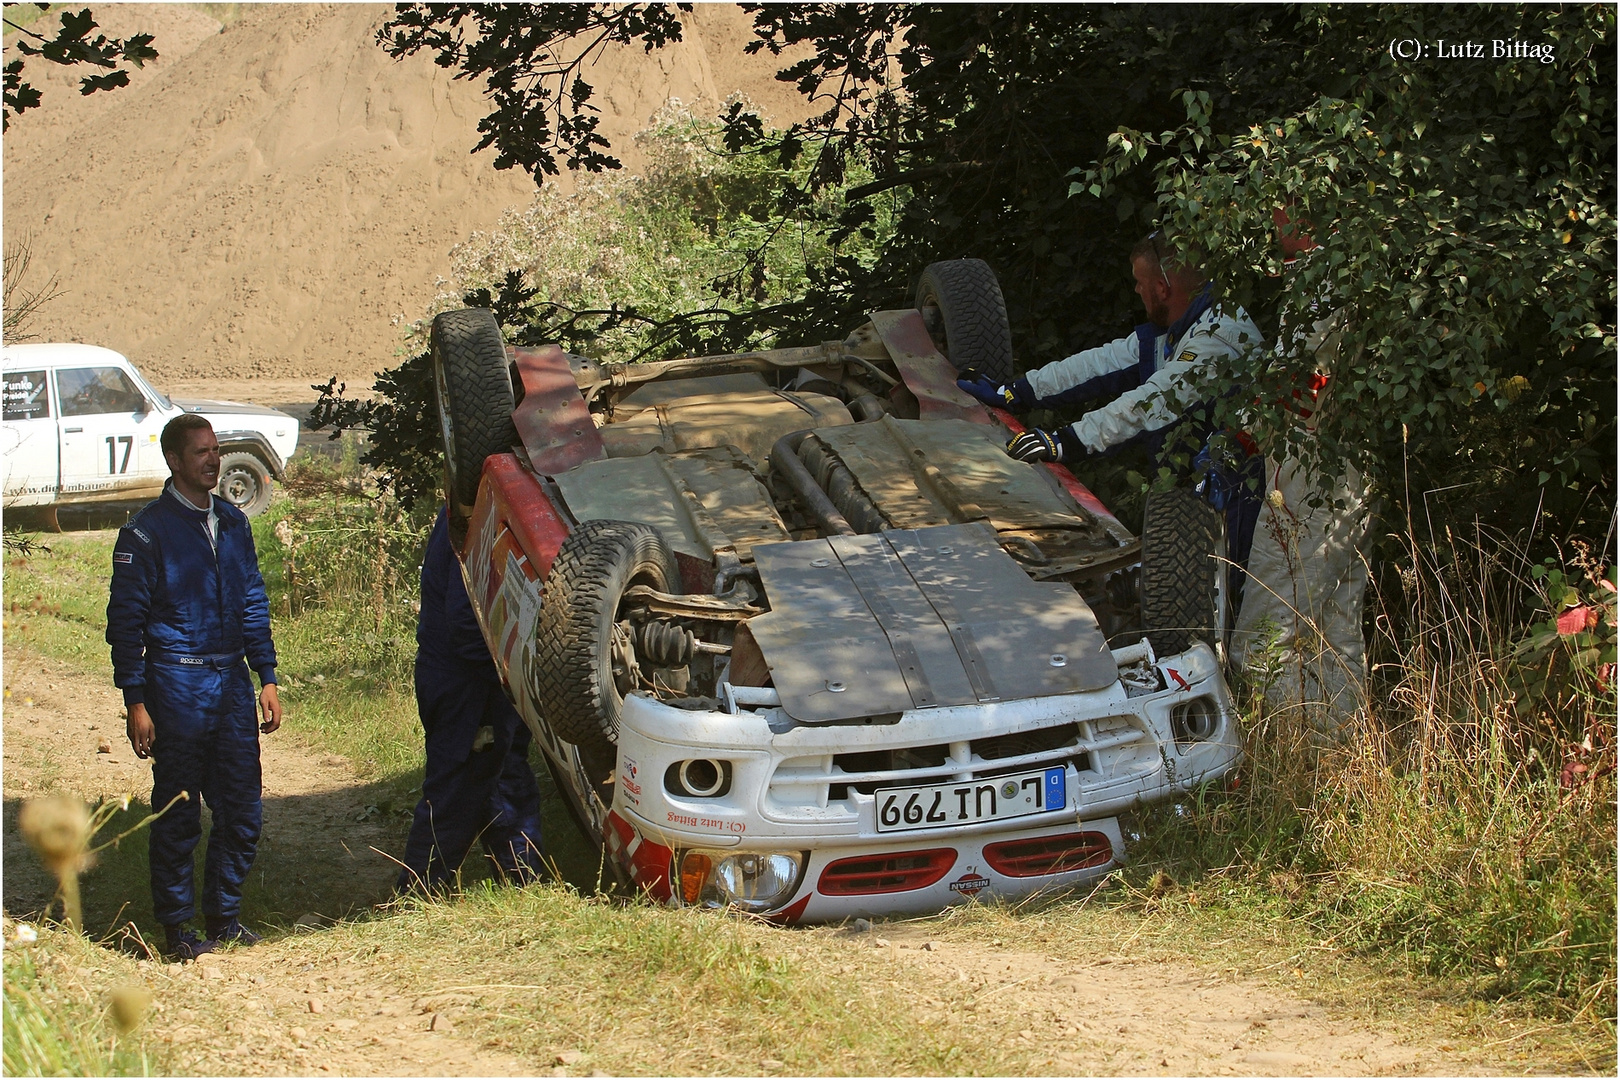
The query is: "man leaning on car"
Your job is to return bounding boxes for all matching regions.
[106,413,283,959]
[959,230,1263,467]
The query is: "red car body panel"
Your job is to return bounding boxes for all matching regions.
[511,344,607,476]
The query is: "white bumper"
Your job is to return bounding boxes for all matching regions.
[611,642,1240,918]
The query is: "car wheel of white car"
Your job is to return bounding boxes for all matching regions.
[915,258,1017,384]
[1140,486,1228,659]
[216,451,274,517]
[534,519,682,751]
[432,307,518,524]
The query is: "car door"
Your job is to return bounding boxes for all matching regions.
[2,366,59,505]
[55,365,166,500]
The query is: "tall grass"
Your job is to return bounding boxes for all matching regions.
[2,922,164,1076]
[251,456,433,780]
[1132,523,1617,1026]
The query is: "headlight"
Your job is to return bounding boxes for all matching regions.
[1171,695,1220,744]
[675,848,807,913]
[666,758,731,798]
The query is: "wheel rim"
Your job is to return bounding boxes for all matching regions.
[220,467,258,508]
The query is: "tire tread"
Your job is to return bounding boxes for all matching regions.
[533,520,677,749]
[1140,487,1222,656]
[915,259,1016,384]
[432,308,517,513]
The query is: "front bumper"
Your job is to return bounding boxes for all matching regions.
[609,642,1240,920]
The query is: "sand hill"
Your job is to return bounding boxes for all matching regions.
[2,3,807,397]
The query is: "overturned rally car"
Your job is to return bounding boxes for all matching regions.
[437,259,1241,922]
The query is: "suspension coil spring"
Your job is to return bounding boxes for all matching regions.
[634,620,697,667]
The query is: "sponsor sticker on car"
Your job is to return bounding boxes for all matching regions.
[875,766,1066,833]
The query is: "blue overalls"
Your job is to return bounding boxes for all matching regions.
[397,509,543,892]
[107,485,277,928]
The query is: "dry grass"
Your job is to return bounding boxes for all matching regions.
[284,885,1028,1076]
[1124,523,1617,1047]
[2,918,169,1076]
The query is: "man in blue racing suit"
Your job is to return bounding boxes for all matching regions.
[396,508,544,893]
[107,413,282,959]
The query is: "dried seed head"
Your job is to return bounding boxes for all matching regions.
[18,795,90,874]
[108,985,152,1032]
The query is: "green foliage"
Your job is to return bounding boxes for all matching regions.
[1506,549,1617,719]
[2,5,158,129]
[1076,5,1615,539]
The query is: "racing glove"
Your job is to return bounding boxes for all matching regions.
[957,372,1037,411]
[1006,425,1088,464]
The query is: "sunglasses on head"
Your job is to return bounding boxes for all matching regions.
[1147,229,1173,291]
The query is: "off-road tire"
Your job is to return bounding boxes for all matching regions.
[1140,486,1226,657]
[915,259,1016,384]
[534,520,681,751]
[432,307,517,519]
[216,451,274,517]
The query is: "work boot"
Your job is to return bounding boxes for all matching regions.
[163,925,216,960]
[205,916,262,947]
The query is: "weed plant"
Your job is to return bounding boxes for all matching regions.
[2,921,164,1076]
[251,456,435,778]
[411,101,898,362]
[1129,527,1617,1027]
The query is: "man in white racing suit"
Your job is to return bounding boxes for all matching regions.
[1229,210,1371,743]
[958,231,1263,464]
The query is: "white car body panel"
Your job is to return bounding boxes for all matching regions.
[2,343,299,510]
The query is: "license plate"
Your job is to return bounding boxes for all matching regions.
[875,767,1066,833]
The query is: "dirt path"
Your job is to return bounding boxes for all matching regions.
[3,641,403,922]
[861,926,1520,1077]
[5,634,1584,1075]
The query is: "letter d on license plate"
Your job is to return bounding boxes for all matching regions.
[875,767,1066,833]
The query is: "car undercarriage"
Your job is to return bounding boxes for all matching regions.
[435,259,1241,920]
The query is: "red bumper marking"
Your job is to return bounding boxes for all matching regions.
[982,831,1114,878]
[817,848,957,896]
[511,344,607,476]
[606,810,673,902]
[765,894,812,925]
[869,308,995,424]
[991,407,1124,529]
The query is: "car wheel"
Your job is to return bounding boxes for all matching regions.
[914,258,1017,384]
[431,307,518,522]
[216,451,275,517]
[533,519,681,751]
[1140,486,1228,659]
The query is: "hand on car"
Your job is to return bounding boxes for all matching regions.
[1005,428,1072,463]
[957,372,1010,406]
[956,370,1034,411]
